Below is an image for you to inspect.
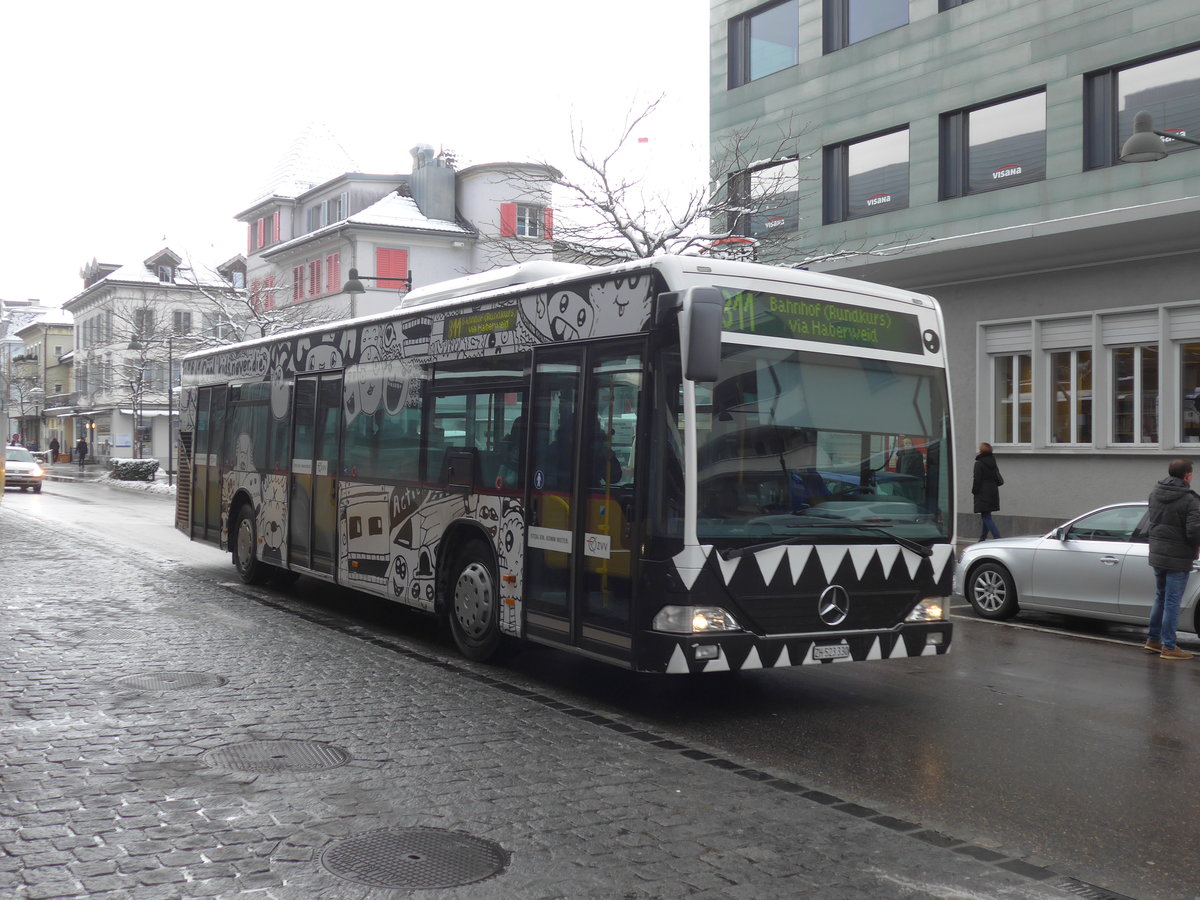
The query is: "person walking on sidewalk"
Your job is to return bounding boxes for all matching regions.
[1145,458,1200,660]
[48,437,60,462]
[972,442,1004,541]
[75,437,88,470]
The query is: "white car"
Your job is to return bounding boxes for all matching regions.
[954,502,1200,634]
[4,445,45,493]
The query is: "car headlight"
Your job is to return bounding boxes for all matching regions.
[905,596,947,622]
[31,465,44,478]
[652,605,742,634]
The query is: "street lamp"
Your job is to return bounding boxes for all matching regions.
[1120,110,1200,163]
[342,267,413,316]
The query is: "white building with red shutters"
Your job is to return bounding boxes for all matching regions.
[236,131,559,319]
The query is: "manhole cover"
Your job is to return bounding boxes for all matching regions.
[321,828,508,889]
[69,628,146,642]
[114,672,227,691]
[202,739,351,773]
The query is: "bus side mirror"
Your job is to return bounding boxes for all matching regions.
[664,286,723,382]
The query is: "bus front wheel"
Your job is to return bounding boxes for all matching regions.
[232,505,269,585]
[448,540,502,662]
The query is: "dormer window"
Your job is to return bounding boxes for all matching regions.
[158,265,175,283]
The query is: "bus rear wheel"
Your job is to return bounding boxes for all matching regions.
[232,504,269,585]
[448,540,502,662]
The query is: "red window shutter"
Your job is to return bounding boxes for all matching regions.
[499,203,517,238]
[543,208,554,242]
[375,247,409,288]
[257,218,266,247]
[250,279,261,312]
[272,211,281,242]
[292,265,304,302]
[309,259,322,297]
[264,275,276,310]
[326,252,341,293]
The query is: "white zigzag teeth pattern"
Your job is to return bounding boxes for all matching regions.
[669,542,954,589]
[665,634,935,672]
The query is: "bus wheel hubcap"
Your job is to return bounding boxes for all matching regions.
[237,519,253,570]
[454,563,493,638]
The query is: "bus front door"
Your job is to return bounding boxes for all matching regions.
[289,372,343,576]
[525,343,641,664]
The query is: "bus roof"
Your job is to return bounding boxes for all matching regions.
[183,254,936,362]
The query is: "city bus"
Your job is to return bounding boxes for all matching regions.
[176,255,954,673]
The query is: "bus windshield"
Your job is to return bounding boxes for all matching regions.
[694,342,951,543]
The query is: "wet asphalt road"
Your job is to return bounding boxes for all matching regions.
[10,479,1200,900]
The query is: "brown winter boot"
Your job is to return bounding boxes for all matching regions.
[1143,641,1162,653]
[1159,646,1194,660]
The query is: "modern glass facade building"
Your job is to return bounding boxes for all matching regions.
[712,0,1200,534]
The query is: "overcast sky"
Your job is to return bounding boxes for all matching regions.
[1,1,709,307]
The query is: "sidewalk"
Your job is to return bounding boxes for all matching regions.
[0,509,1082,899]
[42,461,112,483]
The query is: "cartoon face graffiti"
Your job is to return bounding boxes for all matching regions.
[547,290,592,341]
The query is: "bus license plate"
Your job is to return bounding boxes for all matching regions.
[813,643,850,660]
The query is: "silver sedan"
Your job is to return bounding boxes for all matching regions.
[954,502,1200,634]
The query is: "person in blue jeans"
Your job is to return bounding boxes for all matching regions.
[1145,458,1200,660]
[972,442,1004,541]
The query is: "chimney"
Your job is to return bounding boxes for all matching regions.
[409,144,456,223]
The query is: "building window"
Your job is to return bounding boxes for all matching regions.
[231,271,245,289]
[824,0,907,53]
[157,265,175,283]
[325,252,341,294]
[516,204,544,238]
[1112,345,1158,444]
[308,259,323,298]
[1050,349,1093,444]
[292,265,305,302]
[939,0,974,9]
[1085,46,1200,169]
[730,157,801,237]
[133,308,154,339]
[941,92,1046,199]
[824,128,909,223]
[376,248,410,289]
[993,353,1031,444]
[728,0,799,89]
[172,311,192,335]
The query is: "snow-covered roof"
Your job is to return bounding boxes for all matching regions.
[262,192,473,258]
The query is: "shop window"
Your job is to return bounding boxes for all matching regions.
[993,353,1031,444]
[1111,345,1158,444]
[941,92,1046,199]
[1050,349,1092,445]
[1180,342,1200,443]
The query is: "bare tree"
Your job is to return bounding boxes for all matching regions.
[174,262,348,346]
[481,96,917,268]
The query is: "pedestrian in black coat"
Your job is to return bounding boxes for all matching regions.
[972,442,1003,541]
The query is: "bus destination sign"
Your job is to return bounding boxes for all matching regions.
[444,306,518,340]
[720,288,924,354]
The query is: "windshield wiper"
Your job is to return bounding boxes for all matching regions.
[719,522,934,560]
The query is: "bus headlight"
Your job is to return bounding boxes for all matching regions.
[905,597,946,622]
[652,606,742,634]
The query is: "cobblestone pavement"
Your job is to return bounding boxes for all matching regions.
[0,507,1086,899]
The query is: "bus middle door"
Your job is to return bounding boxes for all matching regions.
[289,372,343,577]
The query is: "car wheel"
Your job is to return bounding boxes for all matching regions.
[966,562,1019,619]
[32,484,41,493]
[447,540,502,662]
[232,504,269,585]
